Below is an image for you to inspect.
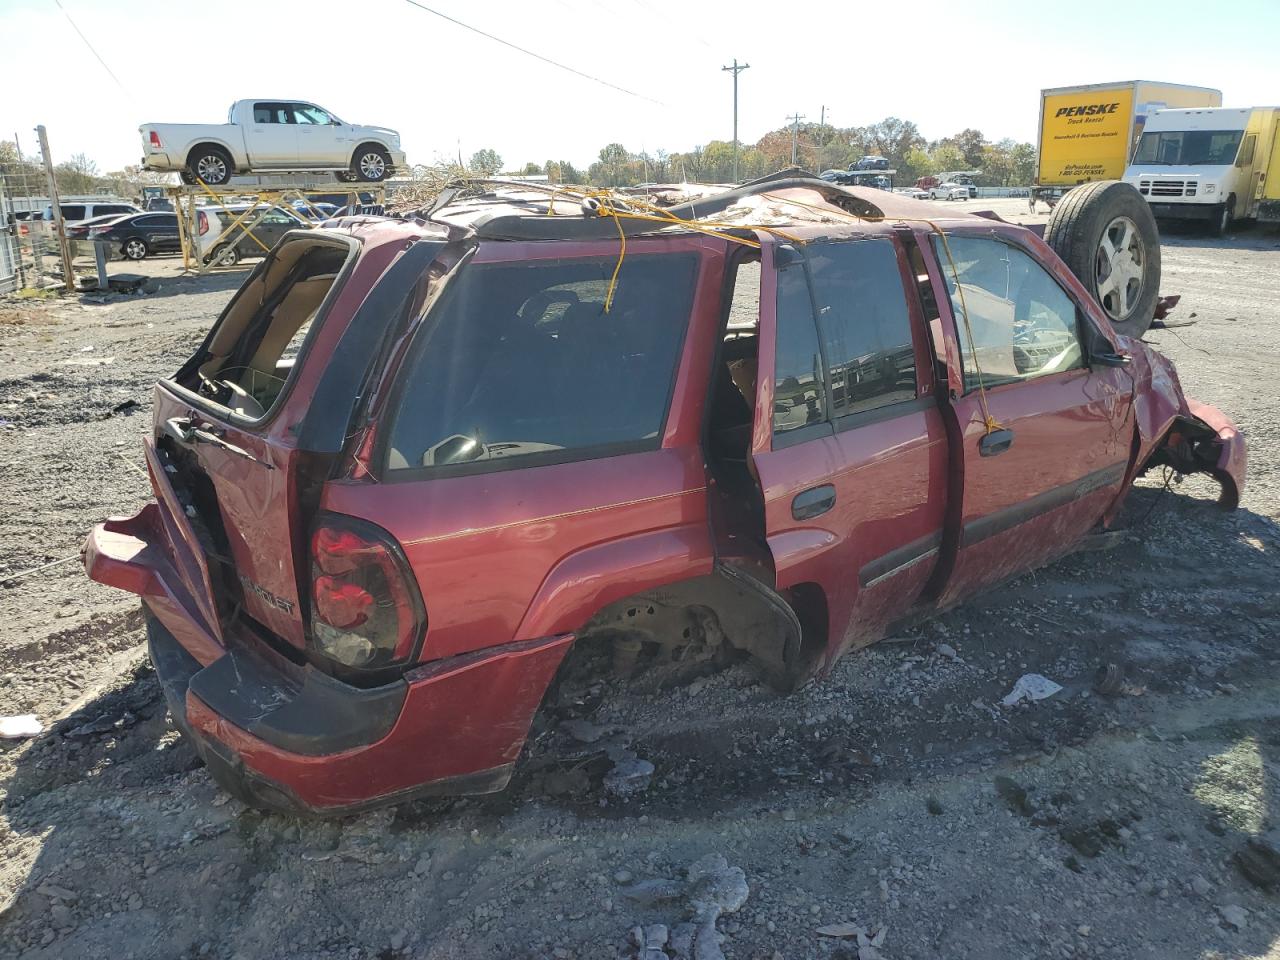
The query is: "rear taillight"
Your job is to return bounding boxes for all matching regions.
[89,226,110,236]
[197,210,209,235]
[149,130,162,148]
[308,516,425,672]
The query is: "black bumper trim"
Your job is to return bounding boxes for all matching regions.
[145,610,406,757]
[1148,202,1217,221]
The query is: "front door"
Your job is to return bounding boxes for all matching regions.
[928,232,1134,607]
[291,102,345,167]
[751,233,950,668]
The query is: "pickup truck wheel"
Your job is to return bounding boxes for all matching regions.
[1044,180,1160,338]
[353,146,391,182]
[123,238,148,260]
[188,146,233,187]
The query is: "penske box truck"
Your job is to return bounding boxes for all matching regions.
[1033,81,1222,205]
[1123,106,1280,234]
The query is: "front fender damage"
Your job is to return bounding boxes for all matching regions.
[1110,337,1246,519]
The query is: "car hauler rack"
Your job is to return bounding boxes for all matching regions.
[169,174,385,275]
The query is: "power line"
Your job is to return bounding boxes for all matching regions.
[402,0,664,106]
[52,0,130,97]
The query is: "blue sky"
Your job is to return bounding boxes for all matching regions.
[2,0,1278,172]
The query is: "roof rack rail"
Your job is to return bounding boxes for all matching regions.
[421,169,884,242]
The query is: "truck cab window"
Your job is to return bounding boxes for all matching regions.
[253,103,292,124]
[293,104,334,125]
[1237,134,1256,167]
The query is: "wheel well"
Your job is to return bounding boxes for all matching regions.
[785,581,829,673]
[573,565,807,689]
[351,141,390,162]
[186,142,233,170]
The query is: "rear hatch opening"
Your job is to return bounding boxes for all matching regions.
[172,234,354,420]
[151,233,365,674]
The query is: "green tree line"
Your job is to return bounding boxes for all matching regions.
[506,119,1037,188]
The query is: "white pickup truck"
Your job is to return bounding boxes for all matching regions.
[139,99,407,186]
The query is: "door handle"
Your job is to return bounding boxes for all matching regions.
[979,428,1014,457]
[792,484,836,521]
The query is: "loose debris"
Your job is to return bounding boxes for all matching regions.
[0,714,43,739]
[1000,672,1063,706]
[622,854,749,960]
[605,756,655,797]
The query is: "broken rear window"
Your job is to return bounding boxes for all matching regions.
[178,236,351,420]
[384,254,698,474]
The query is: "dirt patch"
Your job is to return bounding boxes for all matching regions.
[2,219,1280,960]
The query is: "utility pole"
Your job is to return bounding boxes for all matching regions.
[820,105,825,127]
[36,125,75,294]
[721,59,750,182]
[787,112,806,167]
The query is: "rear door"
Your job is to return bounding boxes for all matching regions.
[141,214,180,252]
[751,234,950,666]
[248,101,298,165]
[928,231,1134,606]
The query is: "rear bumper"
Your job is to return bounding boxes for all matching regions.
[85,508,574,815]
[141,152,176,171]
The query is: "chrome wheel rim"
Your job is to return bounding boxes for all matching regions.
[1094,215,1145,322]
[197,155,227,183]
[358,152,385,179]
[125,240,145,259]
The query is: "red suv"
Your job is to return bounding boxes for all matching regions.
[84,174,1245,815]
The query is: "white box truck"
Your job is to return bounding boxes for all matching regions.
[1123,106,1280,234]
[1033,81,1222,206]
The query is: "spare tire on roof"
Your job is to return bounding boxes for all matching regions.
[1043,180,1160,338]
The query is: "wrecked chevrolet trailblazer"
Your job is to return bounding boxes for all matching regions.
[84,173,1244,815]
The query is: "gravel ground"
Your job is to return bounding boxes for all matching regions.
[1,206,1279,960]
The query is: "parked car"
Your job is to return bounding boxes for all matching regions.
[84,174,1244,815]
[32,201,140,236]
[65,213,131,239]
[896,187,930,200]
[929,182,970,201]
[289,200,338,221]
[852,155,891,170]
[89,209,220,260]
[139,99,407,186]
[205,204,311,266]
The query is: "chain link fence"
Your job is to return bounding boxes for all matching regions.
[0,168,58,294]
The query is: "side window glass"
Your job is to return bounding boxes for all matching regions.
[938,236,1084,391]
[806,240,918,417]
[293,104,332,125]
[385,254,697,472]
[253,103,290,124]
[773,264,827,436]
[1238,134,1256,167]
